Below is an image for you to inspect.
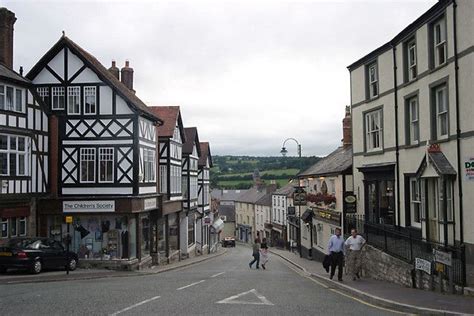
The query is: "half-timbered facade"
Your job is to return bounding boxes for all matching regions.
[26,35,162,269]
[197,142,212,251]
[0,8,49,240]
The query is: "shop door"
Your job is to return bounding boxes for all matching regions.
[426,178,439,242]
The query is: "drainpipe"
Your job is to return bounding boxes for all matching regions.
[392,45,401,228]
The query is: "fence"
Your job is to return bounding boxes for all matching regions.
[345,214,466,286]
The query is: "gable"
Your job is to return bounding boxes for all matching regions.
[33,67,61,84]
[47,48,65,79]
[71,67,101,83]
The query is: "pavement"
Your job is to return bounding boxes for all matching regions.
[269,247,474,315]
[0,244,403,315]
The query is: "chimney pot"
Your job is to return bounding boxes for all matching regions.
[0,8,17,69]
[342,105,352,147]
[108,60,120,80]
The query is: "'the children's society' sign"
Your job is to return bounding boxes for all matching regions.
[63,201,115,213]
[465,157,474,181]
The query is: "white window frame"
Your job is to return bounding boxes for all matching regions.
[37,87,50,106]
[0,134,29,176]
[1,218,8,238]
[368,63,378,98]
[408,40,417,80]
[433,19,446,67]
[439,179,454,222]
[67,86,81,115]
[160,165,167,193]
[365,109,383,151]
[0,85,24,113]
[410,178,421,228]
[99,147,114,183]
[52,87,65,110]
[435,85,448,139]
[80,148,96,183]
[409,97,419,144]
[84,86,96,115]
[143,148,156,182]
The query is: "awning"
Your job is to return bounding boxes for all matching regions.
[212,218,224,233]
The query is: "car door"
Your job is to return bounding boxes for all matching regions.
[51,241,67,268]
[38,240,56,268]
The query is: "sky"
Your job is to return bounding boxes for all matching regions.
[3,0,437,157]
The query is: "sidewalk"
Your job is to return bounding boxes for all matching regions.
[0,248,226,285]
[270,247,474,315]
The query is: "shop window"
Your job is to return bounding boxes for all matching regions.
[188,216,195,246]
[157,217,166,257]
[168,214,179,254]
[10,217,17,237]
[141,216,150,257]
[365,179,395,225]
[19,217,26,236]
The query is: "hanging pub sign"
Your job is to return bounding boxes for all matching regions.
[293,186,307,206]
[343,193,357,214]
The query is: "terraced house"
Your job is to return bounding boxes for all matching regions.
[348,0,474,287]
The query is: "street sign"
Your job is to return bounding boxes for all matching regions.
[433,249,452,266]
[415,258,431,275]
[293,187,307,206]
[65,216,73,224]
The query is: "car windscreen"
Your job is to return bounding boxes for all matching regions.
[8,239,41,249]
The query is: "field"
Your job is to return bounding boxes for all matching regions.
[218,178,291,188]
[218,168,299,178]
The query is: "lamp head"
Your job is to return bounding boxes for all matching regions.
[280,147,288,156]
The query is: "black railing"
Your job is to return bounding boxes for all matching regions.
[345,214,466,286]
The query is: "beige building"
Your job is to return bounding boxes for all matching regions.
[348,0,474,286]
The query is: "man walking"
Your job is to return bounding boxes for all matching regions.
[345,228,366,280]
[249,238,260,269]
[327,227,344,281]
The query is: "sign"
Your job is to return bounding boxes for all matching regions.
[293,187,307,206]
[65,216,73,224]
[63,201,115,213]
[415,258,431,275]
[435,262,445,273]
[465,157,474,181]
[287,206,296,216]
[433,249,452,266]
[144,198,157,210]
[343,193,357,214]
[312,207,341,226]
[204,216,211,225]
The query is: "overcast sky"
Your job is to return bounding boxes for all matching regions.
[4,0,436,156]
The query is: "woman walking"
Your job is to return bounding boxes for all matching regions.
[249,238,260,269]
[260,238,269,269]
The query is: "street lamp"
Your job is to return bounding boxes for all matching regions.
[280,138,301,157]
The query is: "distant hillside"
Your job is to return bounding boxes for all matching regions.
[211,156,321,189]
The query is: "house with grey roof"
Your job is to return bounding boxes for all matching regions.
[271,183,295,248]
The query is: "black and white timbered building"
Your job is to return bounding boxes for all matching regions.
[149,106,185,263]
[181,127,201,257]
[197,142,213,251]
[25,35,163,269]
[0,8,49,240]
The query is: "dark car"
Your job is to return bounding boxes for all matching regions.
[222,236,236,247]
[0,237,78,274]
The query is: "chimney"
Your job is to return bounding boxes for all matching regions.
[121,60,134,92]
[342,105,352,147]
[0,8,16,69]
[108,60,120,80]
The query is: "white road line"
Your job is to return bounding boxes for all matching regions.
[216,289,274,306]
[211,272,225,278]
[176,280,205,291]
[109,295,161,316]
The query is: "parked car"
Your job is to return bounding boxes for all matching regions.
[222,236,236,247]
[0,237,78,274]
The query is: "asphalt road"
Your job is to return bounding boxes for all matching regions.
[0,246,400,316]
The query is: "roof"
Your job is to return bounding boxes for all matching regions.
[198,142,212,168]
[235,185,276,204]
[183,127,201,156]
[149,106,185,139]
[299,145,352,177]
[347,0,451,70]
[429,152,456,176]
[211,189,248,201]
[256,192,273,207]
[218,205,235,222]
[26,36,162,124]
[273,183,295,197]
[0,63,30,85]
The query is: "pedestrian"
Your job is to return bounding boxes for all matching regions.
[260,238,269,270]
[345,228,366,281]
[327,227,345,281]
[249,238,260,269]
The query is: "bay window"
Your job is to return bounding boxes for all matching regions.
[143,148,155,182]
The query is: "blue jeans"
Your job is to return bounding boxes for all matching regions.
[249,253,260,268]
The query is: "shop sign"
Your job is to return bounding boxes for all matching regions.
[204,216,211,225]
[144,198,157,210]
[312,207,341,226]
[465,157,474,181]
[343,193,357,214]
[63,201,115,213]
[415,258,431,275]
[433,249,452,266]
[293,187,307,206]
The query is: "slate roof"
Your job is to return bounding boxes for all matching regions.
[218,205,235,222]
[183,127,200,156]
[429,152,456,176]
[256,192,273,206]
[26,36,162,124]
[198,142,212,167]
[273,182,295,197]
[211,189,247,201]
[299,145,352,177]
[235,185,276,204]
[0,63,29,85]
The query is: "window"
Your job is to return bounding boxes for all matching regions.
[367,63,378,98]
[0,85,23,112]
[170,165,182,194]
[433,84,448,139]
[366,179,395,225]
[0,85,4,110]
[68,86,80,114]
[99,148,114,183]
[410,178,421,228]
[19,217,26,236]
[80,148,96,183]
[407,39,417,81]
[10,217,17,237]
[37,87,50,106]
[6,86,13,110]
[407,96,419,144]
[143,148,155,182]
[365,109,383,151]
[330,179,336,195]
[84,86,96,114]
[1,218,8,238]
[15,89,22,112]
[52,87,65,110]
[433,18,446,67]
[159,165,167,193]
[439,180,454,222]
[0,134,29,176]
[188,217,195,245]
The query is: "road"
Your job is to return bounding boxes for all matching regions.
[0,246,400,315]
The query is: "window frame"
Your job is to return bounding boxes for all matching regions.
[98,147,114,183]
[0,134,29,176]
[405,93,420,145]
[0,84,24,113]
[80,148,96,183]
[67,86,81,115]
[432,17,447,68]
[410,178,422,228]
[51,86,65,110]
[84,86,97,115]
[406,38,417,81]
[366,62,379,99]
[364,107,383,152]
[430,80,449,141]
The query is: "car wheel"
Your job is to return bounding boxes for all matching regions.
[31,260,42,274]
[67,258,77,271]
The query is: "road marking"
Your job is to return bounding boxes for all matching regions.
[216,289,274,305]
[109,295,161,315]
[176,280,205,291]
[211,272,225,278]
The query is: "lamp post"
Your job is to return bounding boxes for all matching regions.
[280,138,302,157]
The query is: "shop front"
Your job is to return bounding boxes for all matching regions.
[312,207,342,260]
[159,199,182,264]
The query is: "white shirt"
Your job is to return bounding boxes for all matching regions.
[345,235,366,251]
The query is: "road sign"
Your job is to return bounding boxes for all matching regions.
[65,216,73,224]
[433,249,452,266]
[415,258,431,275]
